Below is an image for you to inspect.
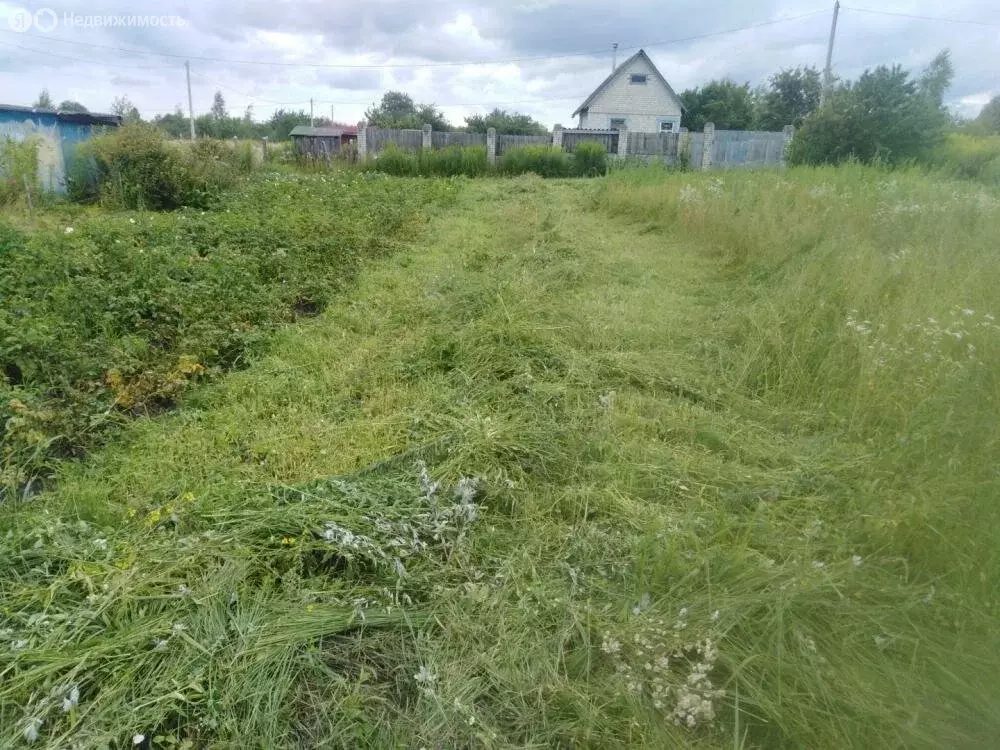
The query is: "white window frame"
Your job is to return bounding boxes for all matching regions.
[659,120,675,132]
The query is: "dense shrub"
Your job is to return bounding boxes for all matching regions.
[87,126,252,210]
[789,64,948,166]
[500,146,573,178]
[572,141,608,177]
[929,133,1000,186]
[0,172,456,495]
[0,137,39,204]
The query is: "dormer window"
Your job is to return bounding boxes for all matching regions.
[630,74,648,85]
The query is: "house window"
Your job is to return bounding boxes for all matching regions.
[609,118,626,131]
[660,121,674,132]
[630,74,648,85]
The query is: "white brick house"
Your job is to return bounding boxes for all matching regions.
[573,49,683,134]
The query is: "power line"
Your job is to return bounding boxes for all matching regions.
[841,6,1000,28]
[0,10,827,69]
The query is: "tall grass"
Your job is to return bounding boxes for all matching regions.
[2,167,997,748]
[929,132,1000,186]
[594,166,1000,742]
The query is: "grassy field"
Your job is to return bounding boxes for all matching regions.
[1,166,998,748]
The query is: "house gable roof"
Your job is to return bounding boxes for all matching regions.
[572,49,683,117]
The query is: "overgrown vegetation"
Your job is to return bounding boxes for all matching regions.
[571,140,609,176]
[72,125,257,209]
[929,132,1000,186]
[0,137,40,205]
[790,52,953,166]
[363,144,490,177]
[2,159,998,748]
[0,170,454,496]
[364,143,609,179]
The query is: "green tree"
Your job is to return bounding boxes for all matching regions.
[971,95,1000,134]
[465,108,548,135]
[919,50,954,109]
[365,91,451,130]
[210,91,227,120]
[57,100,89,113]
[33,89,54,109]
[789,62,949,166]
[680,80,755,131]
[756,66,821,130]
[152,106,190,139]
[110,95,142,124]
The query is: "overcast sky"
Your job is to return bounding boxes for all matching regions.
[1,1,997,127]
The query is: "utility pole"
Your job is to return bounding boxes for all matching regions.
[821,0,840,105]
[185,60,196,139]
[612,42,618,72]
[310,98,314,127]
[330,104,334,123]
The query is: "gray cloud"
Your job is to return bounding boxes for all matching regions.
[0,0,995,124]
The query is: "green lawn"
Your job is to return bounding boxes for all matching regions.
[2,168,998,748]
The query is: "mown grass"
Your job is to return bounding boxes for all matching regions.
[1,167,998,748]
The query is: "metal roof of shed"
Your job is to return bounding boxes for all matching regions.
[0,103,121,126]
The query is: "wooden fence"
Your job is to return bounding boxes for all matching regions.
[561,129,618,154]
[368,127,424,153]
[431,131,487,149]
[497,134,551,155]
[627,132,680,159]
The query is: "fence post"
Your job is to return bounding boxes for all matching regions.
[487,127,497,165]
[422,123,433,150]
[782,124,795,163]
[552,124,563,150]
[357,120,368,161]
[678,127,689,167]
[701,122,715,171]
[617,126,628,158]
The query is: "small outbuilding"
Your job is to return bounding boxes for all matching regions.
[289,124,359,160]
[0,104,120,192]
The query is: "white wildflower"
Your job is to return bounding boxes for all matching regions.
[710,609,720,622]
[23,717,43,743]
[64,227,74,234]
[11,639,28,651]
[601,635,622,655]
[852,555,863,567]
[152,639,169,652]
[133,734,145,745]
[597,391,615,410]
[129,218,136,224]
[812,561,826,570]
[61,685,80,712]
[454,476,479,504]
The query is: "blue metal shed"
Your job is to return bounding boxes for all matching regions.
[0,104,120,192]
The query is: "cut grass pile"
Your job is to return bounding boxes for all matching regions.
[1,167,998,748]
